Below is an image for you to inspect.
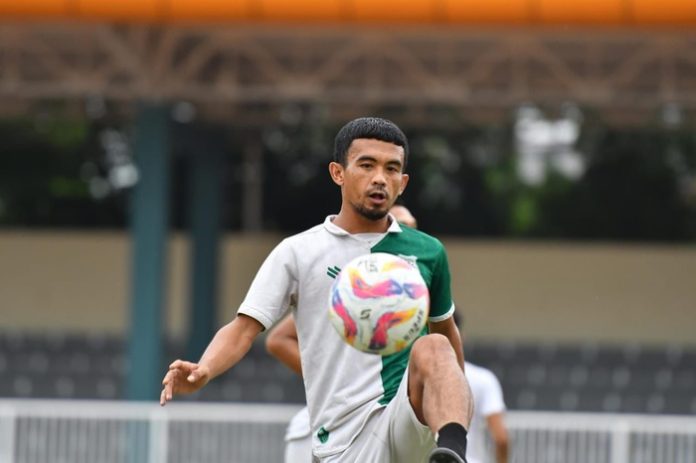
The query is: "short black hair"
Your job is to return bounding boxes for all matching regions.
[333,117,409,169]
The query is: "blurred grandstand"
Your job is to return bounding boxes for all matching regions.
[1,0,696,462]
[1,332,695,415]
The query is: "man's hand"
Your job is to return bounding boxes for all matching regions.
[160,360,211,406]
[159,315,264,406]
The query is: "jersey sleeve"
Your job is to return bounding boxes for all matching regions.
[428,241,455,322]
[237,239,298,330]
[479,370,507,416]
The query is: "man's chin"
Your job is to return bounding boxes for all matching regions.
[354,204,389,221]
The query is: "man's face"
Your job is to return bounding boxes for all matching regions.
[333,138,409,221]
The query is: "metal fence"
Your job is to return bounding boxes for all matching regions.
[1,399,695,463]
[505,412,696,463]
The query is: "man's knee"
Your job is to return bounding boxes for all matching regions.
[411,334,456,370]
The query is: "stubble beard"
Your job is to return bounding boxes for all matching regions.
[351,201,389,221]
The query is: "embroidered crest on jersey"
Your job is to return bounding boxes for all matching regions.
[397,254,419,268]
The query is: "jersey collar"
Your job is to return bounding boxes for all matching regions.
[323,214,403,236]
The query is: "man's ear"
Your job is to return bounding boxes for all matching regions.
[329,162,344,186]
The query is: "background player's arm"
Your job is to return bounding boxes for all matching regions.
[161,314,264,405]
[486,412,509,463]
[266,315,302,376]
[429,316,465,371]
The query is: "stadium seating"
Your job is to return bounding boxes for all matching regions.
[0,332,694,415]
[464,341,696,415]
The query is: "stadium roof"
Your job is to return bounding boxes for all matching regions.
[1,0,695,25]
[1,2,695,124]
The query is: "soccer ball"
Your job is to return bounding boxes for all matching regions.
[328,252,429,356]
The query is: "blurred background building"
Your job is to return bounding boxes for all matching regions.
[0,1,695,462]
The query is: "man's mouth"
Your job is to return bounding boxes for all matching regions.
[368,191,388,205]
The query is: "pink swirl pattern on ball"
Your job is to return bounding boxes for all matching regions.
[369,308,418,350]
[331,291,358,344]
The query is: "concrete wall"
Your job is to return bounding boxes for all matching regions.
[1,231,694,346]
[447,241,696,346]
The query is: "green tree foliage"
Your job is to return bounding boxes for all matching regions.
[1,109,694,242]
[0,115,126,227]
[541,129,696,241]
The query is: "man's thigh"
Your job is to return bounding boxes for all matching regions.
[321,369,435,463]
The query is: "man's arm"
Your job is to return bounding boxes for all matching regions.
[429,315,465,371]
[486,412,509,463]
[265,315,302,376]
[160,314,264,405]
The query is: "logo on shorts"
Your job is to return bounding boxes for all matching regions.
[317,426,330,443]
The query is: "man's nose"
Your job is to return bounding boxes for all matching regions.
[372,168,387,185]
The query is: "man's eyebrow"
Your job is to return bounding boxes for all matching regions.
[354,154,377,163]
[354,154,403,167]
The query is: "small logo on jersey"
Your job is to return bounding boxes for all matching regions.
[317,426,330,443]
[326,265,341,279]
[397,254,419,268]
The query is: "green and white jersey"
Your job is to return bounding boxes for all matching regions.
[238,215,455,458]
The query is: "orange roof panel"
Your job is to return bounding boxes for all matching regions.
[168,0,247,22]
[633,0,696,24]
[351,0,436,23]
[538,0,626,24]
[444,0,531,24]
[257,0,344,22]
[0,0,695,25]
[75,0,160,21]
[0,0,66,17]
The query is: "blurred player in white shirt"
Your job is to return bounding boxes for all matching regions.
[463,362,508,463]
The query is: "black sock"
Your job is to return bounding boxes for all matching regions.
[436,422,468,460]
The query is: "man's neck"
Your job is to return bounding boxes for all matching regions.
[332,208,391,234]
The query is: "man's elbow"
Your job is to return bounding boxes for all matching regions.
[265,333,283,357]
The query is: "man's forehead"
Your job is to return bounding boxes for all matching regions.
[347,138,405,160]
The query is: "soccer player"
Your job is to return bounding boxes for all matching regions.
[161,117,473,463]
[463,361,509,463]
[266,204,421,462]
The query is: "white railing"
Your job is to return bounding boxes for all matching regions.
[0,400,300,463]
[1,400,695,463]
[505,412,696,463]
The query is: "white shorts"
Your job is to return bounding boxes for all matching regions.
[317,367,436,463]
[286,435,313,463]
[285,407,313,463]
